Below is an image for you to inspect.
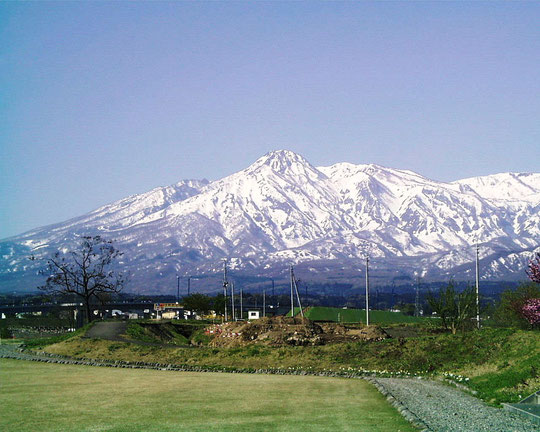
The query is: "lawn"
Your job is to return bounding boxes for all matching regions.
[0,359,415,432]
[43,327,540,405]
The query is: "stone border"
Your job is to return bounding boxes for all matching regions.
[0,347,374,377]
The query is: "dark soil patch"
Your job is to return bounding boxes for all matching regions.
[84,322,127,341]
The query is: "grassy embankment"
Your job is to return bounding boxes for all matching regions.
[295,306,427,324]
[0,358,415,432]
[0,321,94,346]
[124,320,213,346]
[43,325,539,405]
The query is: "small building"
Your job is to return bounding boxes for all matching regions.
[161,310,176,319]
[247,310,260,320]
[183,310,198,320]
[154,302,186,320]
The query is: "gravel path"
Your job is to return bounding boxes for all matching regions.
[371,377,538,432]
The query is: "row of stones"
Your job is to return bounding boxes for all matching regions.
[1,348,371,378]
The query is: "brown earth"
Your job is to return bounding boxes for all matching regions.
[84,322,127,341]
[206,316,390,347]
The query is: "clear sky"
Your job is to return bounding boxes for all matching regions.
[1,2,539,239]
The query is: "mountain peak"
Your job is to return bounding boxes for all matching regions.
[254,150,312,172]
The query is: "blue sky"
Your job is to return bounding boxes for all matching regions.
[1,2,539,239]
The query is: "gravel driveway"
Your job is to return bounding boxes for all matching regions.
[372,377,537,432]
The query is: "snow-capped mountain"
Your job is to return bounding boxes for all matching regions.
[1,150,538,293]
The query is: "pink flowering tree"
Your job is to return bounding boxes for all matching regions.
[521,298,540,327]
[494,255,540,328]
[527,252,540,283]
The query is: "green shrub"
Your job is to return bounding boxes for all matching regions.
[190,329,212,346]
[493,282,540,329]
[0,326,12,339]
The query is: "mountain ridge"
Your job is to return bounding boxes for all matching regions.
[1,150,538,293]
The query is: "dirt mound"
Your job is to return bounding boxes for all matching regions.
[84,322,127,341]
[206,317,389,347]
[207,317,324,347]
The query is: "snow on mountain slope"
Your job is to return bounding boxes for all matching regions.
[136,150,344,251]
[317,162,532,255]
[11,179,209,244]
[1,150,538,293]
[455,172,540,203]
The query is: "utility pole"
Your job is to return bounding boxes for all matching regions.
[415,277,420,317]
[475,243,480,329]
[223,259,228,322]
[240,287,243,320]
[290,265,294,319]
[292,270,304,318]
[188,276,200,296]
[365,256,370,326]
[271,278,275,307]
[263,289,266,318]
[391,281,395,310]
[176,275,180,303]
[231,281,235,321]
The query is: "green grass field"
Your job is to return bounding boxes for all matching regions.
[44,327,540,405]
[289,306,426,324]
[0,359,415,432]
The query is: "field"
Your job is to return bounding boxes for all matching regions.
[0,359,415,432]
[44,326,540,405]
[298,306,426,324]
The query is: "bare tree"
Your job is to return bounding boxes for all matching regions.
[39,236,125,323]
